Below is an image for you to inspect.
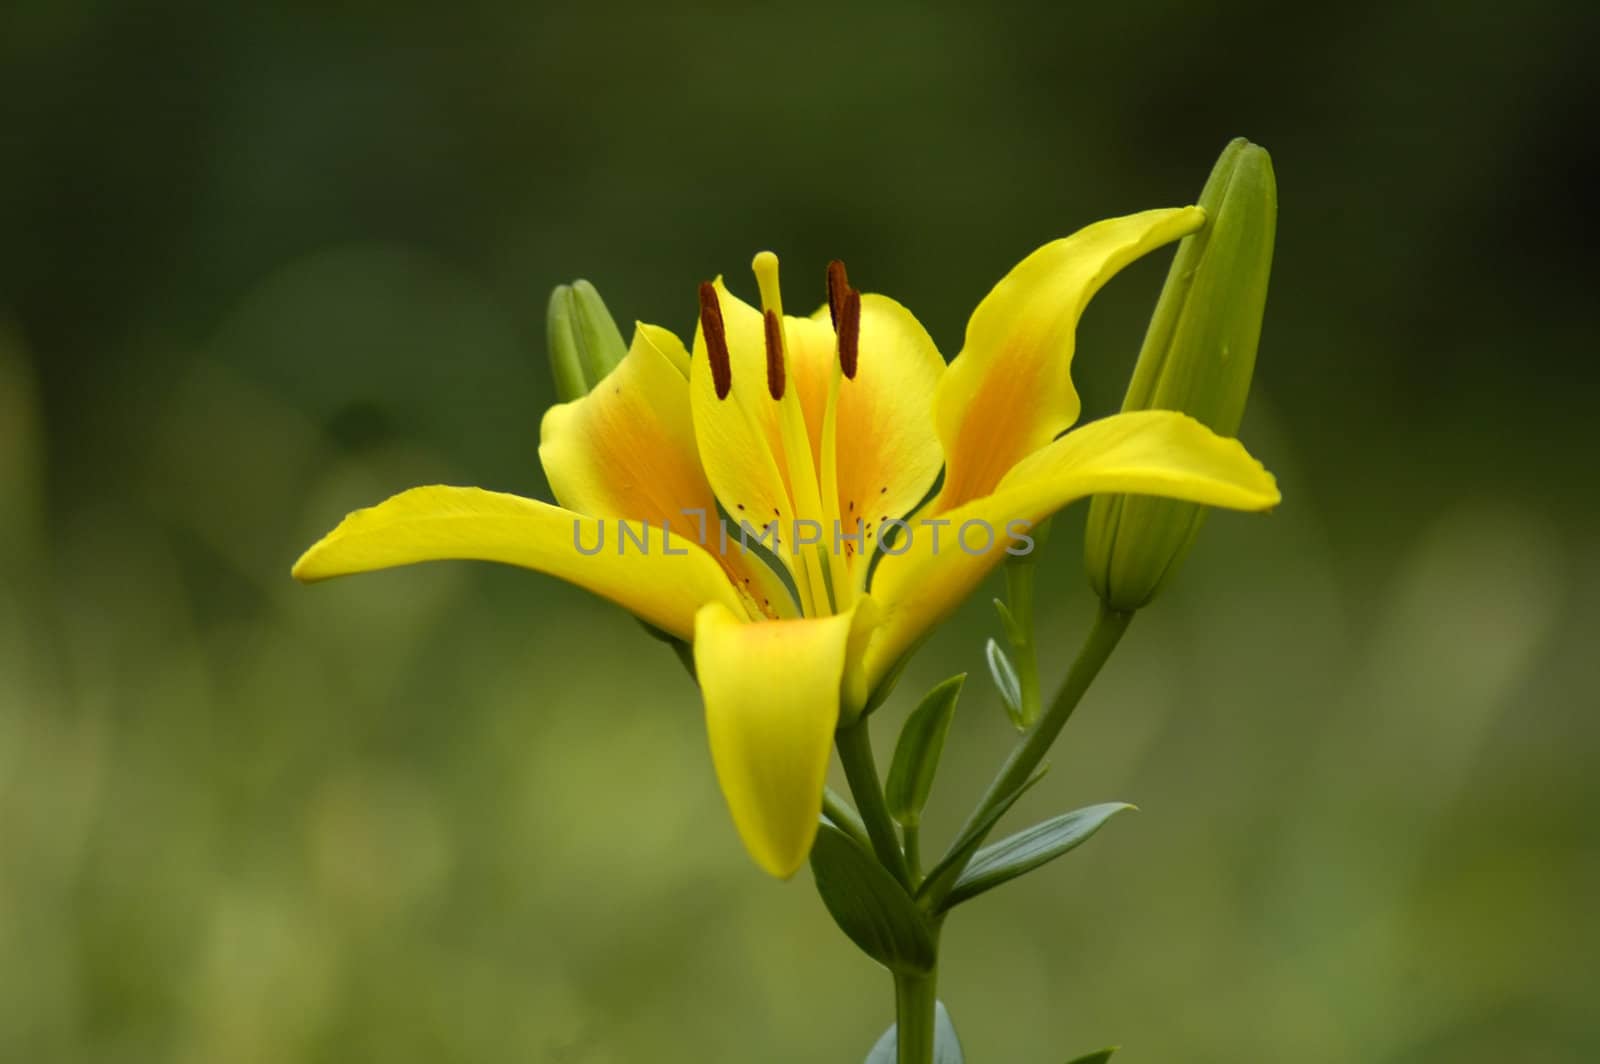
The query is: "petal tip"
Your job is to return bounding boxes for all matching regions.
[1252,465,1283,510]
[751,836,812,880]
[290,537,334,583]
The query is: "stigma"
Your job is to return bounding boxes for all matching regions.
[752,251,789,401]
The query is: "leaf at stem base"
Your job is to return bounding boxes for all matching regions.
[810,822,936,974]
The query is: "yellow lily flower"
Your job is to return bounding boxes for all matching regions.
[293,206,1280,878]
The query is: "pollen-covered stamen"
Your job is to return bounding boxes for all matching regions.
[837,289,861,379]
[762,309,786,400]
[826,259,850,329]
[698,282,732,400]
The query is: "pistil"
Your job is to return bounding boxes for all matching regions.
[753,251,844,615]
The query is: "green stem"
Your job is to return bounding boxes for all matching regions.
[894,968,938,1064]
[836,722,910,887]
[929,603,1133,906]
[1003,558,1042,726]
[903,823,922,883]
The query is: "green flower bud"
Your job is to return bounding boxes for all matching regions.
[1084,138,1277,610]
[545,279,628,401]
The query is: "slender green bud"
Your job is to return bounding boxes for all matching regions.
[545,279,628,401]
[1084,138,1277,610]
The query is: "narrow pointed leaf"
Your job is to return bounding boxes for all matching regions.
[863,653,913,717]
[1064,1049,1117,1064]
[991,597,1022,644]
[941,803,1135,911]
[985,637,1024,729]
[917,766,1049,905]
[865,1001,964,1063]
[822,786,873,854]
[810,822,936,974]
[886,675,965,826]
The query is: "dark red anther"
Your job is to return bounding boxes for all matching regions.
[826,260,850,330]
[698,282,732,399]
[763,309,786,400]
[837,289,861,379]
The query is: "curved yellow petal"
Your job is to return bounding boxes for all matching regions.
[837,594,883,724]
[931,207,1206,511]
[641,319,691,378]
[293,485,744,641]
[541,321,793,619]
[812,294,946,571]
[542,322,709,539]
[863,411,1278,686]
[694,602,862,878]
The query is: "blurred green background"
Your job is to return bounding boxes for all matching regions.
[3,3,1596,1062]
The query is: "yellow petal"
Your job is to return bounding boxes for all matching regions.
[837,594,883,723]
[541,321,794,619]
[542,322,709,541]
[813,295,946,572]
[640,319,691,378]
[694,602,863,877]
[931,207,1206,510]
[292,485,744,641]
[864,411,1278,686]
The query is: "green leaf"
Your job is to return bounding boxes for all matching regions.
[864,1001,964,1063]
[822,786,873,854]
[862,653,912,718]
[991,597,1021,643]
[984,637,1025,729]
[917,766,1049,904]
[810,822,936,974]
[942,803,1135,910]
[886,675,965,827]
[1063,1048,1117,1064]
